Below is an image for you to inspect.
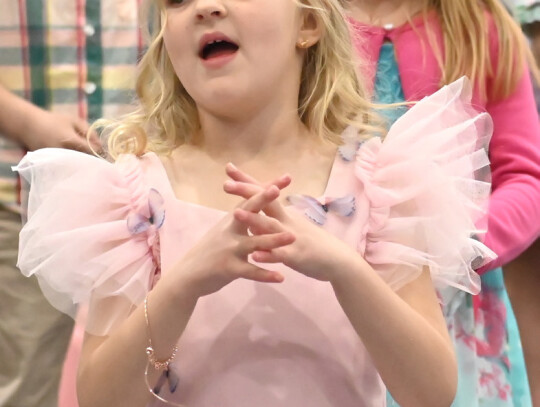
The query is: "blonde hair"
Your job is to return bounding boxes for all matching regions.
[423,0,540,100]
[96,0,378,159]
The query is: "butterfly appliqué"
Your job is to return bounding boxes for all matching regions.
[287,194,356,225]
[338,125,367,162]
[153,365,180,396]
[127,188,166,235]
[127,188,165,289]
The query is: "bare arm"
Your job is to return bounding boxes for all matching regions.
[331,258,456,407]
[0,84,100,152]
[78,281,198,407]
[224,169,458,407]
[236,206,457,406]
[77,187,292,407]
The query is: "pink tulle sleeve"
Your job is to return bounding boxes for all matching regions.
[13,149,161,336]
[355,78,497,297]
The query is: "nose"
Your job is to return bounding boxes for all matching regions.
[195,0,227,21]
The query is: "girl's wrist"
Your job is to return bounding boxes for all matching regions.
[143,273,199,372]
[156,266,201,310]
[328,248,371,286]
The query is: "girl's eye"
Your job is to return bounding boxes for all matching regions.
[167,0,185,5]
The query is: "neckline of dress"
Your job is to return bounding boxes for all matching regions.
[347,9,437,35]
[144,150,344,215]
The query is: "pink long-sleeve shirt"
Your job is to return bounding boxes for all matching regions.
[349,13,540,274]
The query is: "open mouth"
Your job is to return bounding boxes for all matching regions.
[200,40,239,60]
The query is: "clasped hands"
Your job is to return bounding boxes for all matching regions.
[173,162,360,299]
[222,163,357,284]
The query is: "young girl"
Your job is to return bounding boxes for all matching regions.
[15,0,494,406]
[344,0,540,405]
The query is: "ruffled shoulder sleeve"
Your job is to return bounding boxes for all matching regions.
[14,148,163,336]
[355,77,496,297]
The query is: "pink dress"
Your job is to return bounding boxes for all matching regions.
[16,79,495,406]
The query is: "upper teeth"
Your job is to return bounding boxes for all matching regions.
[208,40,224,45]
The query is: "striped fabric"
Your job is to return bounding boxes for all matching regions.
[0,0,143,210]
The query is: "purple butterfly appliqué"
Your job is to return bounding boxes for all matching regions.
[127,188,166,235]
[153,366,180,395]
[338,125,366,162]
[287,194,356,225]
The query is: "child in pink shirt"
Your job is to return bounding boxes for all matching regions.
[347,1,540,405]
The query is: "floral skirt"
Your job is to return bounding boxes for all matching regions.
[387,268,532,407]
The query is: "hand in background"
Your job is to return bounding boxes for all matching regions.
[0,85,101,154]
[21,108,101,153]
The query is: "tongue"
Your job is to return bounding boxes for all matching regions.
[207,48,236,59]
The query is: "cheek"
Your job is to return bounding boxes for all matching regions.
[244,19,297,66]
[250,9,300,64]
[163,28,193,79]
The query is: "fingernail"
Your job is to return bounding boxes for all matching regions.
[227,162,237,170]
[224,180,235,188]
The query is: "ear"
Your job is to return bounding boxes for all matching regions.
[297,8,323,49]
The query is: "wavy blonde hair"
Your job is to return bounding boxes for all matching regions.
[95,0,378,159]
[421,0,540,100]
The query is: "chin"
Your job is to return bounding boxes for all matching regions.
[197,88,261,119]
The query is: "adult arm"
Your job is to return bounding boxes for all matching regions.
[0,84,99,152]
